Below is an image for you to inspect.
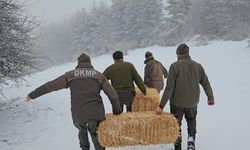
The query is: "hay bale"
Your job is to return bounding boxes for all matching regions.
[132,87,160,112]
[98,111,179,147]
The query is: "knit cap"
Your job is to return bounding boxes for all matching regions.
[78,53,91,63]
[145,51,153,58]
[176,44,189,55]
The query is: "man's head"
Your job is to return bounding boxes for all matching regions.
[176,44,189,56]
[113,51,123,60]
[145,51,153,59]
[78,53,91,63]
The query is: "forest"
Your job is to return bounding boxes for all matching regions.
[1,0,250,88]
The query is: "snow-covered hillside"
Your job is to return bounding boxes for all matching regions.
[1,41,250,150]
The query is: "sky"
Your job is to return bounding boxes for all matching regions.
[22,0,111,22]
[0,41,250,150]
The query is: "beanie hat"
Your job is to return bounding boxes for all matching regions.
[176,44,189,55]
[78,53,91,63]
[145,51,153,58]
[113,51,123,60]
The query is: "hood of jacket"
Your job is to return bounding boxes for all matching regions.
[76,62,94,69]
[144,56,154,64]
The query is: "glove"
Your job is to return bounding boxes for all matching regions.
[113,106,123,115]
[113,109,122,115]
[155,106,163,115]
[26,95,32,101]
[208,99,215,106]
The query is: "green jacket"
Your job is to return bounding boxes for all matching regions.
[160,55,214,108]
[103,60,146,94]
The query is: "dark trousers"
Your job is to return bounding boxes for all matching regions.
[117,91,134,112]
[170,104,197,150]
[73,121,105,150]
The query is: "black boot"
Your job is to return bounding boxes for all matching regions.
[174,144,182,150]
[174,134,182,150]
[187,136,195,150]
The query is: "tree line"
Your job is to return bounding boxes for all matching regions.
[38,0,250,67]
[1,0,250,93]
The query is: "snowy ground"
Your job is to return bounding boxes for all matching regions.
[0,41,250,150]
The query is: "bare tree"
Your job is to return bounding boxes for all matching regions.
[0,0,39,95]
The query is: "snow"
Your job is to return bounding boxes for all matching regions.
[1,41,250,150]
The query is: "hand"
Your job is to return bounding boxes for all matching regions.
[26,95,32,101]
[113,110,122,115]
[142,89,146,96]
[208,99,215,106]
[155,106,163,115]
[113,112,122,115]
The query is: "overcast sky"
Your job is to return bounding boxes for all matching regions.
[23,0,111,22]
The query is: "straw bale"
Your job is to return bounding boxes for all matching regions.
[98,111,179,147]
[132,87,160,112]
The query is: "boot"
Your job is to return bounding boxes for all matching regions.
[187,136,195,150]
[174,144,182,150]
[174,134,182,150]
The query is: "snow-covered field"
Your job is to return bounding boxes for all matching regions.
[0,41,250,150]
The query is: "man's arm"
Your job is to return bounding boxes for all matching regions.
[199,65,214,101]
[155,64,176,115]
[161,63,168,78]
[131,64,146,94]
[103,67,111,80]
[159,64,176,109]
[144,64,151,86]
[27,74,68,100]
[101,75,122,114]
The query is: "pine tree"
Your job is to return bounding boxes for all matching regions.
[37,20,73,67]
[88,2,113,55]
[71,8,91,56]
[166,0,192,43]
[201,0,232,38]
[111,0,164,49]
[197,0,250,40]
[71,3,113,56]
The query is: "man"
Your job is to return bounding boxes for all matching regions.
[155,44,215,150]
[27,53,122,150]
[103,51,146,112]
[144,51,168,93]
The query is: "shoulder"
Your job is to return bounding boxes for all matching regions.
[123,61,133,66]
[65,69,75,74]
[190,59,203,69]
[105,64,114,70]
[65,70,75,78]
[192,59,201,65]
[128,62,137,70]
[95,70,107,81]
[171,61,179,67]
[154,60,164,66]
[154,59,161,63]
[103,64,114,74]
[120,61,135,69]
